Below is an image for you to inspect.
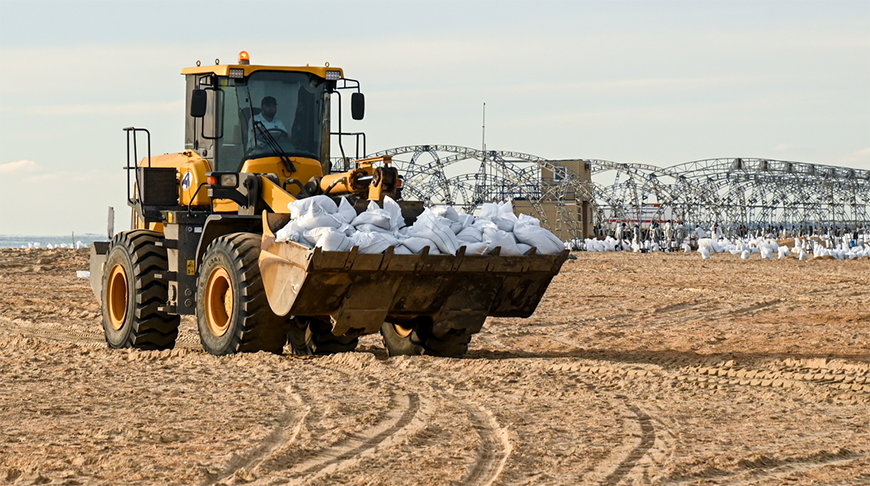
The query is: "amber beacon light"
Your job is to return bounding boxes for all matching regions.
[238,51,250,65]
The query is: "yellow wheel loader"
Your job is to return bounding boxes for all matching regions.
[89,52,569,357]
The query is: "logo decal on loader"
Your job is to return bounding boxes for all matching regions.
[181,171,193,191]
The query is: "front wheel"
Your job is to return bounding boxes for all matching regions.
[196,233,288,355]
[101,230,179,350]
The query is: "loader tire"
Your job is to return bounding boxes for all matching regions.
[196,233,288,355]
[380,319,472,358]
[288,317,358,355]
[101,230,179,350]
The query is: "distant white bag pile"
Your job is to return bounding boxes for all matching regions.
[275,195,565,256]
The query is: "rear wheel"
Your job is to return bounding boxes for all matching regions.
[101,230,179,350]
[288,316,358,355]
[196,233,288,355]
[380,317,472,357]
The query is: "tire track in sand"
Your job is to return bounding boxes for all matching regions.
[663,448,866,485]
[580,396,665,485]
[454,396,512,486]
[273,390,424,485]
[600,399,656,485]
[200,385,309,486]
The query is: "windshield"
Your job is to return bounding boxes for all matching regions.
[235,71,327,163]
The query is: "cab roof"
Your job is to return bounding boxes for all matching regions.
[180,63,344,79]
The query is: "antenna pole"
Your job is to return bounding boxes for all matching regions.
[482,102,486,155]
[482,102,486,183]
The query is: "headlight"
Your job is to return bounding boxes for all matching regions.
[206,173,238,187]
[220,174,238,187]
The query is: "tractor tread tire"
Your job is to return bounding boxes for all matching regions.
[101,230,179,350]
[196,232,288,355]
[380,320,472,358]
[288,317,358,355]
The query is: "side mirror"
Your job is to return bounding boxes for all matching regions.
[351,92,365,120]
[190,89,207,118]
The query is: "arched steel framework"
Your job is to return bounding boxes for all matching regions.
[592,158,870,232]
[334,148,870,237]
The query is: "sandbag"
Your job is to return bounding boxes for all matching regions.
[456,226,484,243]
[431,205,460,221]
[461,242,490,255]
[481,226,522,256]
[335,196,357,224]
[408,209,461,255]
[351,231,399,254]
[289,194,338,216]
[295,212,342,230]
[275,220,304,243]
[382,196,404,230]
[304,227,353,252]
[352,200,393,230]
[354,223,395,234]
[478,202,499,220]
[517,213,540,226]
[493,217,515,233]
[513,222,564,255]
[394,245,414,255]
[400,237,439,254]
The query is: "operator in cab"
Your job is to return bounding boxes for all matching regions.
[248,96,288,150]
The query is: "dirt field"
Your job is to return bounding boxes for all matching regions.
[1,247,868,485]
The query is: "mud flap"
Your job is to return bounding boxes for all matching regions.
[89,241,110,300]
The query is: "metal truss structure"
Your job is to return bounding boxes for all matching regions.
[333,147,870,237]
[360,145,594,237]
[593,158,870,232]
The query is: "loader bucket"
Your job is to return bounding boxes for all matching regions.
[258,213,569,337]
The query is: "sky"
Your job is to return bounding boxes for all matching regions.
[1,0,868,235]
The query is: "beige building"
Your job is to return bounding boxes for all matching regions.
[513,159,594,240]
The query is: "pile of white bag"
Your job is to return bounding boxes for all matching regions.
[274,195,565,256]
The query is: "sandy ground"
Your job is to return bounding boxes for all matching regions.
[0,247,868,485]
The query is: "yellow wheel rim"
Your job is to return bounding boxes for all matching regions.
[107,264,128,331]
[393,323,413,338]
[206,267,233,337]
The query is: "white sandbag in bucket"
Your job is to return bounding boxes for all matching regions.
[461,242,490,255]
[481,226,522,256]
[394,245,414,255]
[288,194,342,230]
[517,213,540,226]
[513,220,564,255]
[493,201,519,232]
[408,209,461,255]
[335,196,358,224]
[354,223,395,234]
[352,231,399,254]
[303,227,353,252]
[289,194,338,216]
[478,201,518,232]
[275,219,304,243]
[351,200,393,230]
[456,226,484,243]
[400,237,439,254]
[431,205,471,233]
[478,202,499,220]
[296,212,342,230]
[382,196,405,230]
